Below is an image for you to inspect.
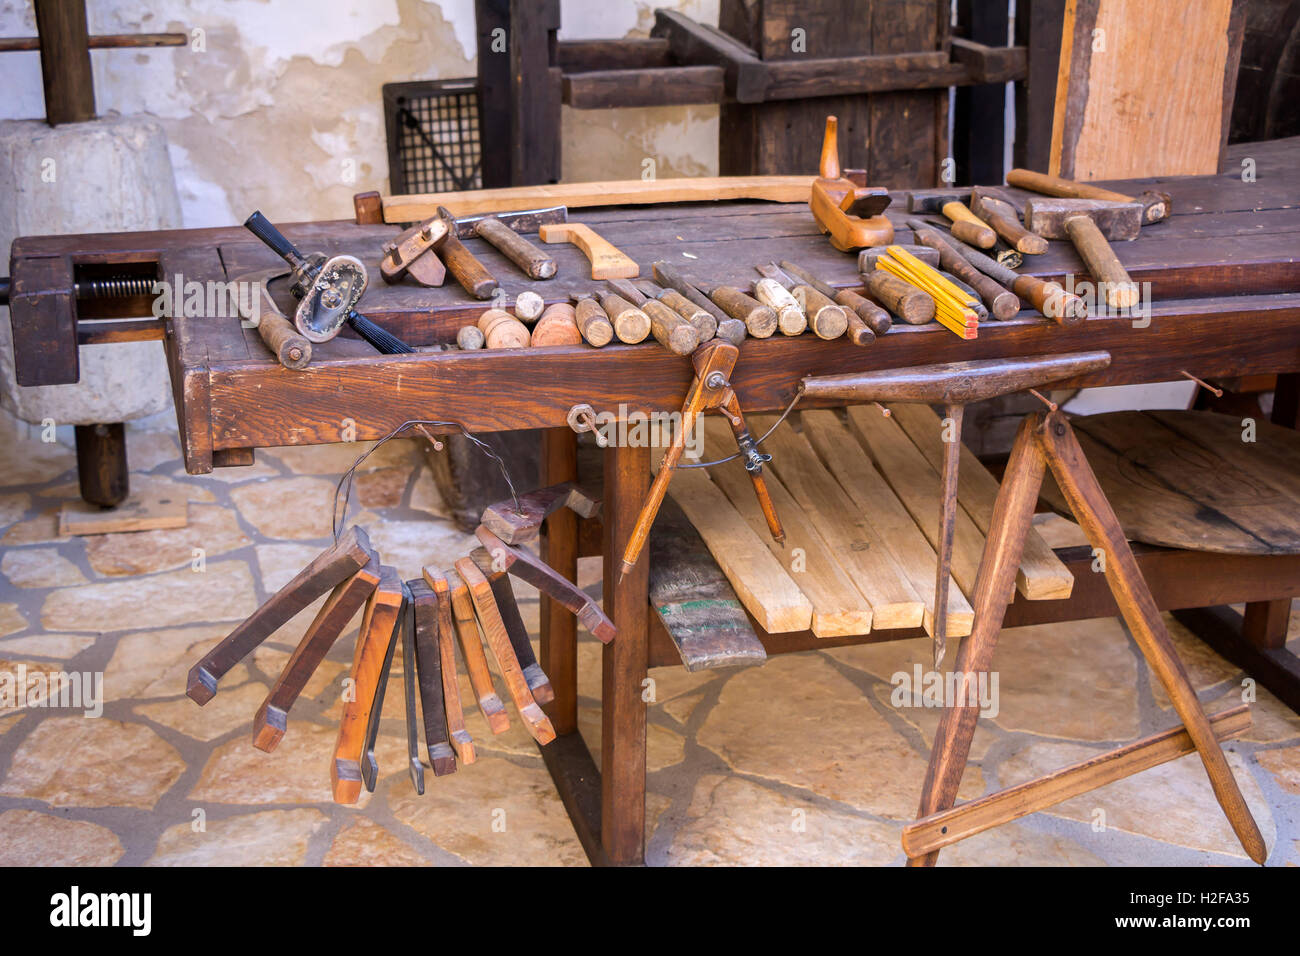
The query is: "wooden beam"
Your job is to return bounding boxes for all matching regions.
[563,65,725,109]
[382,176,815,221]
[0,32,185,52]
[651,8,768,103]
[949,37,1027,84]
[556,37,671,71]
[34,0,94,124]
[902,704,1252,858]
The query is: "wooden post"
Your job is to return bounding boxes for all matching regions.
[74,422,127,506]
[34,0,96,124]
[601,441,649,864]
[540,428,579,735]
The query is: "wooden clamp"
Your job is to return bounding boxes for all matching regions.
[539,222,639,279]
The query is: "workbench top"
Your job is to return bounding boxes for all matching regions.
[8,137,1300,474]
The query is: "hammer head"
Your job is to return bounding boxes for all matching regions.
[969,186,1025,220]
[1023,198,1142,240]
[447,205,568,240]
[905,188,971,214]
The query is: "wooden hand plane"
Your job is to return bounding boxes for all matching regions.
[809,115,894,252]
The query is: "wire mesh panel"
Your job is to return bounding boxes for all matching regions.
[382,78,483,195]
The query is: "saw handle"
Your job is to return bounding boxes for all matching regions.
[244,211,305,267]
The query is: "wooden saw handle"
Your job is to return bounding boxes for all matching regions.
[539,222,638,279]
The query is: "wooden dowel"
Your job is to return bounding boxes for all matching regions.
[862,270,935,325]
[597,291,651,344]
[573,294,615,346]
[792,284,848,340]
[700,283,777,338]
[751,278,806,335]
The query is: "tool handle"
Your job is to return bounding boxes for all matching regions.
[531,303,583,347]
[643,299,699,355]
[539,223,638,280]
[478,308,531,349]
[348,312,413,353]
[653,286,717,341]
[984,207,1048,255]
[1064,216,1140,309]
[474,218,557,280]
[1011,275,1086,326]
[441,232,499,299]
[793,285,848,340]
[834,288,889,337]
[862,271,936,325]
[707,285,777,338]
[244,211,304,267]
[1006,168,1133,205]
[573,296,615,347]
[258,313,313,369]
[597,292,651,344]
[948,218,996,249]
[751,278,806,336]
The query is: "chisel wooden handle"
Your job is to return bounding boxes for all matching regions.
[862,270,936,325]
[531,303,582,347]
[573,295,614,346]
[834,289,887,339]
[638,281,717,341]
[643,298,699,354]
[1065,215,1140,309]
[703,284,777,338]
[439,231,499,298]
[407,578,456,776]
[751,278,806,335]
[1012,275,1086,325]
[792,285,848,340]
[652,261,746,344]
[474,217,557,279]
[597,291,651,344]
[478,308,530,349]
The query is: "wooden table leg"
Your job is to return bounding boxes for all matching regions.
[911,415,1046,866]
[601,441,649,865]
[541,427,579,734]
[1038,412,1268,864]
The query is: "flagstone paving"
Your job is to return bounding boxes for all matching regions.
[0,406,1297,867]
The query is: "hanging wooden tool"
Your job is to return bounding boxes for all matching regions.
[809,115,894,251]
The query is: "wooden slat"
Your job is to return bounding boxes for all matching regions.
[648,495,768,670]
[664,467,812,634]
[799,410,973,638]
[701,416,873,637]
[755,417,925,630]
[889,403,1074,600]
[382,177,816,222]
[844,404,989,602]
[563,66,724,109]
[903,704,1252,858]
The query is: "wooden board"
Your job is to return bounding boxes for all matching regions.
[753,416,926,630]
[648,495,768,670]
[701,416,874,637]
[664,466,813,634]
[844,404,989,601]
[889,403,1075,600]
[1039,410,1300,555]
[1050,0,1244,179]
[799,410,974,638]
[382,177,816,222]
[59,494,187,536]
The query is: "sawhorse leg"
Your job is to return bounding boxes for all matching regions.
[911,412,1268,865]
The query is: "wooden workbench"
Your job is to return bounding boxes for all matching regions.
[8,137,1300,865]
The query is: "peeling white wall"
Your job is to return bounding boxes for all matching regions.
[0,0,720,226]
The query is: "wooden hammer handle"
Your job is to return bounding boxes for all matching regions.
[862,271,935,325]
[1007,168,1133,205]
[792,285,848,340]
[1064,216,1140,309]
[706,285,778,338]
[440,232,499,299]
[834,288,889,337]
[573,296,615,347]
[1011,275,1086,326]
[911,225,1021,320]
[597,291,651,344]
[643,298,699,354]
[474,218,556,279]
[983,206,1048,255]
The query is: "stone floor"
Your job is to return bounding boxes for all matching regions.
[0,405,1297,867]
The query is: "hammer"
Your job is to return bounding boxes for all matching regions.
[1024,198,1142,309]
[1008,168,1172,225]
